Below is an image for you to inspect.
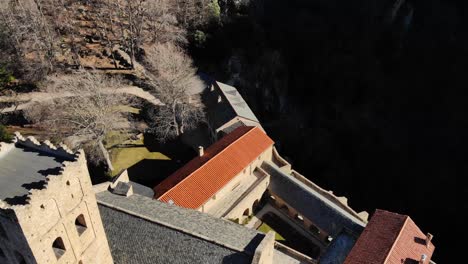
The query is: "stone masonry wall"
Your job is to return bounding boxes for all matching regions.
[0,134,113,264]
[201,146,273,217]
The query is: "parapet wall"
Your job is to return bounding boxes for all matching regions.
[0,133,113,264]
[271,148,368,223]
[13,132,76,161]
[289,170,368,222]
[0,142,14,159]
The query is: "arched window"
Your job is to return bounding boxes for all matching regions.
[243,208,250,216]
[75,214,87,235]
[52,237,66,259]
[252,200,260,213]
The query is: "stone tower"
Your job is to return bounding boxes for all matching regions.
[0,133,113,264]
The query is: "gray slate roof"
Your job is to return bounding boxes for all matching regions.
[319,232,357,264]
[129,181,154,198]
[96,191,264,257]
[204,81,261,133]
[99,205,251,264]
[262,161,365,237]
[0,146,65,203]
[216,82,259,123]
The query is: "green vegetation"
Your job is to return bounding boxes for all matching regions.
[0,66,14,89]
[194,30,207,48]
[105,132,170,177]
[242,214,254,225]
[208,0,221,21]
[257,222,285,241]
[0,125,13,142]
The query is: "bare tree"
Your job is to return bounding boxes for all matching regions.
[24,71,133,170]
[144,43,205,142]
[0,0,60,82]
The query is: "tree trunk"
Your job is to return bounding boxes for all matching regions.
[98,139,114,172]
[172,102,181,136]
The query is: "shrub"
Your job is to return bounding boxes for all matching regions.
[0,124,12,142]
[194,30,207,48]
[0,66,14,90]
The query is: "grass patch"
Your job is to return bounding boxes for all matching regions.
[110,147,169,176]
[257,222,286,241]
[106,131,170,177]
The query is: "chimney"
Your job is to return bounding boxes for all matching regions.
[198,146,204,157]
[426,233,433,247]
[419,254,427,264]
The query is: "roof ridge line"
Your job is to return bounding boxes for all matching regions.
[158,126,257,201]
[215,81,259,122]
[383,216,409,263]
[97,199,253,255]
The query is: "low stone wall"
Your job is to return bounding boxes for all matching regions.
[274,242,317,264]
[271,149,368,223]
[252,231,275,264]
[0,142,14,159]
[223,167,270,220]
[0,134,113,264]
[290,170,368,222]
[14,132,76,161]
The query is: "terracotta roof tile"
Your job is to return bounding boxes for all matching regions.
[344,209,435,264]
[153,126,274,209]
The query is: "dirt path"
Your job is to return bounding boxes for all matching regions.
[0,86,163,113]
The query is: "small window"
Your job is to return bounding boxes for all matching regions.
[310,225,320,235]
[212,195,216,200]
[296,214,304,222]
[0,247,5,258]
[325,236,333,243]
[75,215,87,235]
[231,182,240,191]
[52,237,66,259]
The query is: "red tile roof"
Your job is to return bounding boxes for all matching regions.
[153,126,274,209]
[344,209,435,264]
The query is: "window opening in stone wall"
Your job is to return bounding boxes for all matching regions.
[310,225,321,235]
[0,247,6,258]
[75,214,87,235]
[231,182,240,191]
[0,224,7,239]
[52,237,66,259]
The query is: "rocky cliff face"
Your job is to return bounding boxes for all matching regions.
[193,0,465,262]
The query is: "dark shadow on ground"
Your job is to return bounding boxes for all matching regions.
[143,133,196,162]
[261,212,320,259]
[125,133,197,188]
[221,252,252,264]
[128,159,184,188]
